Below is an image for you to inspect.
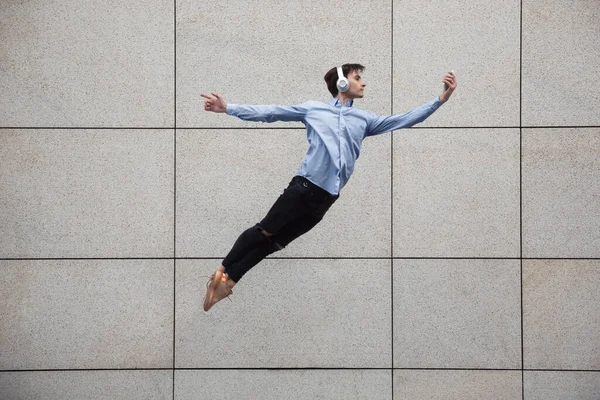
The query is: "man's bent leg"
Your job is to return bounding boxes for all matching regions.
[224,190,339,283]
[225,213,325,283]
[222,224,272,273]
[272,192,339,249]
[270,214,323,250]
[225,230,282,282]
[219,176,315,282]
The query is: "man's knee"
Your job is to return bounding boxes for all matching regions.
[254,224,285,251]
[263,233,285,252]
[260,228,273,237]
[238,225,269,247]
[257,223,280,240]
[248,225,275,249]
[265,236,284,252]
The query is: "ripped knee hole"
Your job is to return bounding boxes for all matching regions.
[258,227,273,237]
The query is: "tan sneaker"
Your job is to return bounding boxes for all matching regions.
[203,270,234,312]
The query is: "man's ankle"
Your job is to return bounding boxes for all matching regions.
[224,274,236,286]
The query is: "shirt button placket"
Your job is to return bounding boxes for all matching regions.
[337,108,344,193]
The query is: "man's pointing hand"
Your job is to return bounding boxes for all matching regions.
[201,92,227,113]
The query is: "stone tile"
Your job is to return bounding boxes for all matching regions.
[393,128,520,257]
[394,370,522,399]
[177,0,391,127]
[176,129,390,257]
[523,259,600,370]
[522,128,600,258]
[393,259,521,369]
[175,369,390,400]
[0,260,173,370]
[0,371,172,400]
[0,1,173,127]
[175,259,391,368]
[522,0,600,126]
[524,371,600,400]
[393,0,520,127]
[0,130,174,258]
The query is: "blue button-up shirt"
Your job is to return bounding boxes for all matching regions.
[226,97,444,195]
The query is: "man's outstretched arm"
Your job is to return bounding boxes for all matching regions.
[201,92,308,123]
[366,71,457,136]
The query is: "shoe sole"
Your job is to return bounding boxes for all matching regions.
[203,270,224,312]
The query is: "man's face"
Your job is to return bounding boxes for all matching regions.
[346,70,366,99]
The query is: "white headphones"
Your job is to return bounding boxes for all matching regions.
[336,66,349,93]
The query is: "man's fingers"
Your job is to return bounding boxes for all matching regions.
[201,92,225,112]
[442,77,456,89]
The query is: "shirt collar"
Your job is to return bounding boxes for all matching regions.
[328,98,354,108]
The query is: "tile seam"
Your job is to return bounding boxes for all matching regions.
[4,257,598,260]
[520,0,524,398]
[3,126,600,130]
[2,368,598,372]
[173,0,177,399]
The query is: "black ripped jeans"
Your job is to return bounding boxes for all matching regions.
[222,175,339,283]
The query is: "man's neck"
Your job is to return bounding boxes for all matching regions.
[336,94,353,106]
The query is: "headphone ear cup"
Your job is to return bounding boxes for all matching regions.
[337,78,349,92]
[336,66,349,93]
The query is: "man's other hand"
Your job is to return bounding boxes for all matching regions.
[439,71,457,103]
[201,92,227,113]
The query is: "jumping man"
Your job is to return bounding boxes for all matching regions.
[200,64,457,311]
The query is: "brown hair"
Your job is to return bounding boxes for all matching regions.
[324,63,365,97]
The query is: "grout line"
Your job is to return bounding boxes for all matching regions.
[2,367,598,373]
[172,260,176,400]
[172,240,176,400]
[0,127,171,130]
[390,0,395,396]
[2,257,598,261]
[519,0,523,131]
[2,126,600,130]
[520,0,525,397]
[173,1,177,399]
[0,369,176,372]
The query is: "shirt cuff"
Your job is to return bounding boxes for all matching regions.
[432,97,444,110]
[225,104,237,116]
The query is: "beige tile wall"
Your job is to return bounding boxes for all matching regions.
[1,0,598,399]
